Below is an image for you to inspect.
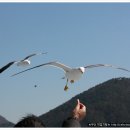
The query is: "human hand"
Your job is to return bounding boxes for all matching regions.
[72,99,86,121]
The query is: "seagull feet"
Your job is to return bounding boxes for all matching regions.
[64,85,69,91]
[70,80,74,84]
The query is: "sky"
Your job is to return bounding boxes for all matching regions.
[0,2,130,123]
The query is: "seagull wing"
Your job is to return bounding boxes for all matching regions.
[48,62,72,72]
[11,61,72,77]
[84,64,130,72]
[0,61,15,73]
[23,52,47,60]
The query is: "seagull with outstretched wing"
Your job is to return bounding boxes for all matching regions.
[0,52,47,74]
[11,61,130,91]
[16,52,47,66]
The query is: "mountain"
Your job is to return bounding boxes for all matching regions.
[0,115,14,127]
[39,77,130,127]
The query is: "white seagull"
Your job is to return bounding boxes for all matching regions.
[16,52,47,66]
[11,61,130,91]
[0,52,47,73]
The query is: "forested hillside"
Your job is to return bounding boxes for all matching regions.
[39,77,130,127]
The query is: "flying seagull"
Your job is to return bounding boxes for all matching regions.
[0,52,47,74]
[11,61,130,91]
[16,52,47,66]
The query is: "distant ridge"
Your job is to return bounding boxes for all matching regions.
[0,115,14,127]
[39,77,130,127]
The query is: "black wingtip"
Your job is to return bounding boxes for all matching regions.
[0,61,16,74]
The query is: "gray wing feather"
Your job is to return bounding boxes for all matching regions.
[85,64,130,72]
[11,61,71,77]
[48,62,71,72]
[23,52,47,60]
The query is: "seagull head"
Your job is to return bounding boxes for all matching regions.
[79,67,85,74]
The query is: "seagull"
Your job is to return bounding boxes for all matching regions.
[11,61,130,91]
[16,52,47,67]
[0,52,47,73]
